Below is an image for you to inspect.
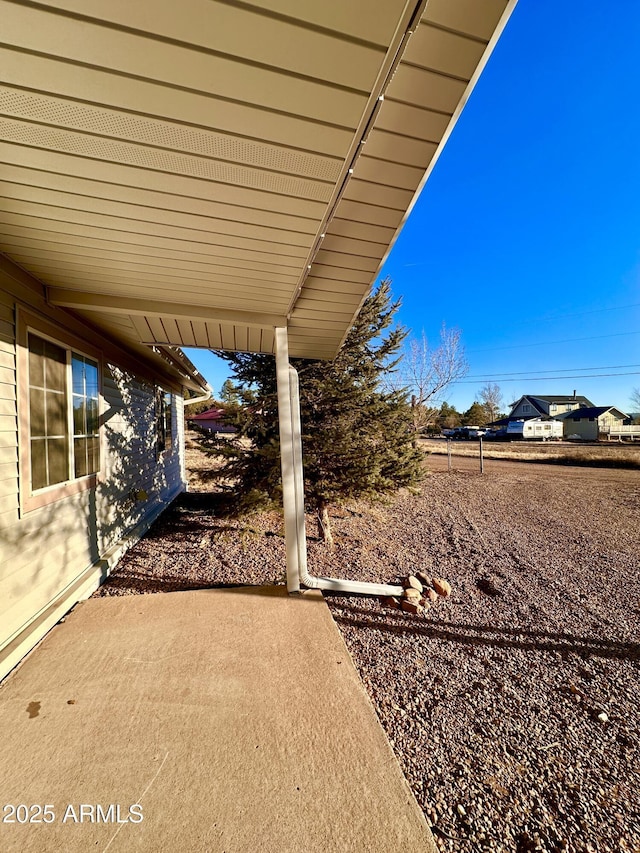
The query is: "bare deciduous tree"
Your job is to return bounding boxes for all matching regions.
[393,325,469,438]
[479,382,503,423]
[630,387,640,417]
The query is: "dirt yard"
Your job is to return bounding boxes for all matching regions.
[96,433,640,853]
[422,437,640,468]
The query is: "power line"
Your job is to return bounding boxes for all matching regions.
[538,302,640,322]
[464,363,640,379]
[468,330,640,352]
[458,371,640,384]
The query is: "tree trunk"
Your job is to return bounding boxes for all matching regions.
[317,502,334,549]
[411,394,418,449]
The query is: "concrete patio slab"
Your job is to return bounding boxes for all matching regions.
[0,586,436,852]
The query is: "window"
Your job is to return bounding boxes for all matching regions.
[522,404,531,413]
[27,334,100,490]
[18,310,102,513]
[72,353,100,478]
[550,404,557,412]
[28,335,68,490]
[156,389,173,454]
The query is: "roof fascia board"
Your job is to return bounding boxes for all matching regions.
[333,0,519,354]
[286,0,429,318]
[157,345,211,395]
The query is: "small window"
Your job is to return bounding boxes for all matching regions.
[573,417,580,422]
[72,353,100,478]
[550,404,557,412]
[156,389,173,454]
[522,404,531,413]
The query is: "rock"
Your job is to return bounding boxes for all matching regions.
[426,588,439,604]
[597,712,609,723]
[404,575,424,593]
[433,577,452,598]
[381,596,400,610]
[403,587,422,602]
[416,570,433,587]
[418,597,431,610]
[457,804,467,817]
[401,599,423,614]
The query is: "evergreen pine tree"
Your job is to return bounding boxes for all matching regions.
[219,378,241,405]
[462,401,488,426]
[438,402,462,429]
[217,279,423,545]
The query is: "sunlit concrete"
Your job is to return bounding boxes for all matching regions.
[0,586,436,852]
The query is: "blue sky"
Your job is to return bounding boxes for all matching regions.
[186,0,640,415]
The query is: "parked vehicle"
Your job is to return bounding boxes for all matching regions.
[506,418,563,440]
[443,426,487,440]
[484,428,508,440]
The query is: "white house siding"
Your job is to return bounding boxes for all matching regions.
[0,285,187,682]
[97,366,184,556]
[598,411,624,433]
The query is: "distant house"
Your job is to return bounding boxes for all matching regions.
[489,393,593,438]
[187,407,236,434]
[508,394,594,420]
[558,406,629,441]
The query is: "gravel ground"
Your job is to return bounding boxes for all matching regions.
[95,434,640,853]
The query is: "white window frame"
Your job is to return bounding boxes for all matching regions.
[17,309,103,514]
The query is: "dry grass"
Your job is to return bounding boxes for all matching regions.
[421,438,640,469]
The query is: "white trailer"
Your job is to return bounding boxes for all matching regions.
[507,418,563,440]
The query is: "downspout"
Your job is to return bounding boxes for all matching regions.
[275,327,404,598]
[184,391,213,406]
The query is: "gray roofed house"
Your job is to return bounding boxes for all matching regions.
[508,394,594,421]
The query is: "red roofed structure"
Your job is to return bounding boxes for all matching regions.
[187,407,236,434]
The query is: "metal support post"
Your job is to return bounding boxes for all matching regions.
[274,327,302,593]
[274,326,404,599]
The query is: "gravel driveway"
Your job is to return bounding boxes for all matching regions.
[96,437,640,853]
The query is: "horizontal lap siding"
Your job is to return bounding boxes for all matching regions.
[98,366,184,555]
[0,289,17,529]
[0,285,186,677]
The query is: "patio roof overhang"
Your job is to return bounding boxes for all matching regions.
[0,0,516,361]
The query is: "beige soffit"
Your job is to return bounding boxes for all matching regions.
[0,0,517,359]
